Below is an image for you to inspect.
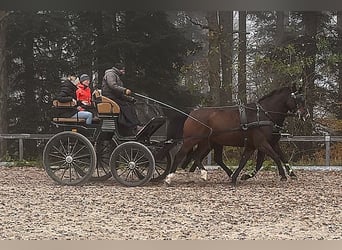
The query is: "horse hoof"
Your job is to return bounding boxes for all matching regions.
[280,176,287,181]
[231,180,237,186]
[290,174,297,180]
[164,173,174,186]
[200,170,208,181]
[240,174,251,181]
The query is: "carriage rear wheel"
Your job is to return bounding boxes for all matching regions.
[43,131,96,185]
[92,139,117,181]
[110,142,155,187]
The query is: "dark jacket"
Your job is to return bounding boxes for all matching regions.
[56,79,77,102]
[101,68,134,102]
[101,67,139,129]
[55,79,78,117]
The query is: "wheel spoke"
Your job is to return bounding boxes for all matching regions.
[117,167,129,178]
[52,145,66,157]
[73,145,87,157]
[133,169,145,180]
[73,154,92,160]
[49,159,66,166]
[48,153,65,160]
[71,138,79,155]
[59,140,68,155]
[119,153,129,163]
[136,159,150,166]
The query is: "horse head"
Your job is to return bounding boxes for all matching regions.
[288,83,310,121]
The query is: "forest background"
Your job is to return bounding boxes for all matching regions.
[0,11,341,162]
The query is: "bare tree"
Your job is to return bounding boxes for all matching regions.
[302,12,321,119]
[206,11,221,106]
[219,11,233,105]
[273,11,289,89]
[337,11,342,119]
[238,11,247,104]
[0,11,9,160]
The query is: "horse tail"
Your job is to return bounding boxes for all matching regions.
[166,113,188,140]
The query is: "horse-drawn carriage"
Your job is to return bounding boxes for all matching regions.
[43,90,173,187]
[43,84,309,187]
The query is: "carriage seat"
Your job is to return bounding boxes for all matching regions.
[92,89,120,115]
[52,100,86,123]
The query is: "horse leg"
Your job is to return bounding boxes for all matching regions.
[181,148,195,170]
[213,144,233,178]
[189,146,211,172]
[273,142,297,179]
[241,150,264,180]
[258,142,287,181]
[165,139,199,185]
[231,147,255,186]
[190,142,213,181]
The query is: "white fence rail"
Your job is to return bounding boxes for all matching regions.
[204,134,342,167]
[0,134,53,161]
[1,134,342,165]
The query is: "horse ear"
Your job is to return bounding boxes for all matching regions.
[291,83,297,92]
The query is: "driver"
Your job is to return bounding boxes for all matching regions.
[101,63,142,135]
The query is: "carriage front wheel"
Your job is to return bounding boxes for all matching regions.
[110,142,155,187]
[43,131,96,185]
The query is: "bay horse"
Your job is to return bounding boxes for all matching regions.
[165,84,308,186]
[182,134,296,181]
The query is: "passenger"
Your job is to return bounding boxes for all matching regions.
[72,74,94,125]
[101,63,142,135]
[55,74,79,118]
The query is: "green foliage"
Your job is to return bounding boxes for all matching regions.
[6,11,201,133]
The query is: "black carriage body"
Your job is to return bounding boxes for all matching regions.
[43,94,172,186]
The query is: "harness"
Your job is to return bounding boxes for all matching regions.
[238,103,274,131]
[133,89,305,142]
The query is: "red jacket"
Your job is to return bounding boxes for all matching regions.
[76,83,92,111]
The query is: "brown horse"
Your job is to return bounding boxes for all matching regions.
[182,134,296,181]
[165,85,308,186]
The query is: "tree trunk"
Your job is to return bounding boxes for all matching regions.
[94,11,105,89]
[273,11,289,89]
[219,11,233,105]
[0,11,8,160]
[21,15,38,158]
[337,11,342,119]
[206,11,221,106]
[302,11,321,134]
[275,11,289,45]
[238,11,247,104]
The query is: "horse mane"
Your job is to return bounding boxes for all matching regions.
[258,86,290,102]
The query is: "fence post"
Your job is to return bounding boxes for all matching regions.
[19,138,24,161]
[325,135,331,167]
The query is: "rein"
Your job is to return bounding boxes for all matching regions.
[133,92,213,135]
[133,92,300,142]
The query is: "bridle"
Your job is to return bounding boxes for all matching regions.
[256,90,307,130]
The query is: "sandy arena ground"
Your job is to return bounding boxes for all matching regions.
[0,166,341,240]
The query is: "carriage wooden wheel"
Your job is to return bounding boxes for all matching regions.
[43,131,96,185]
[110,141,155,187]
[92,139,117,181]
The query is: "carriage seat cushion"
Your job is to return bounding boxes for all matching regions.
[52,100,76,108]
[52,117,86,123]
[92,89,120,114]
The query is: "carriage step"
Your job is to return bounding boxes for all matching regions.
[101,119,116,132]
